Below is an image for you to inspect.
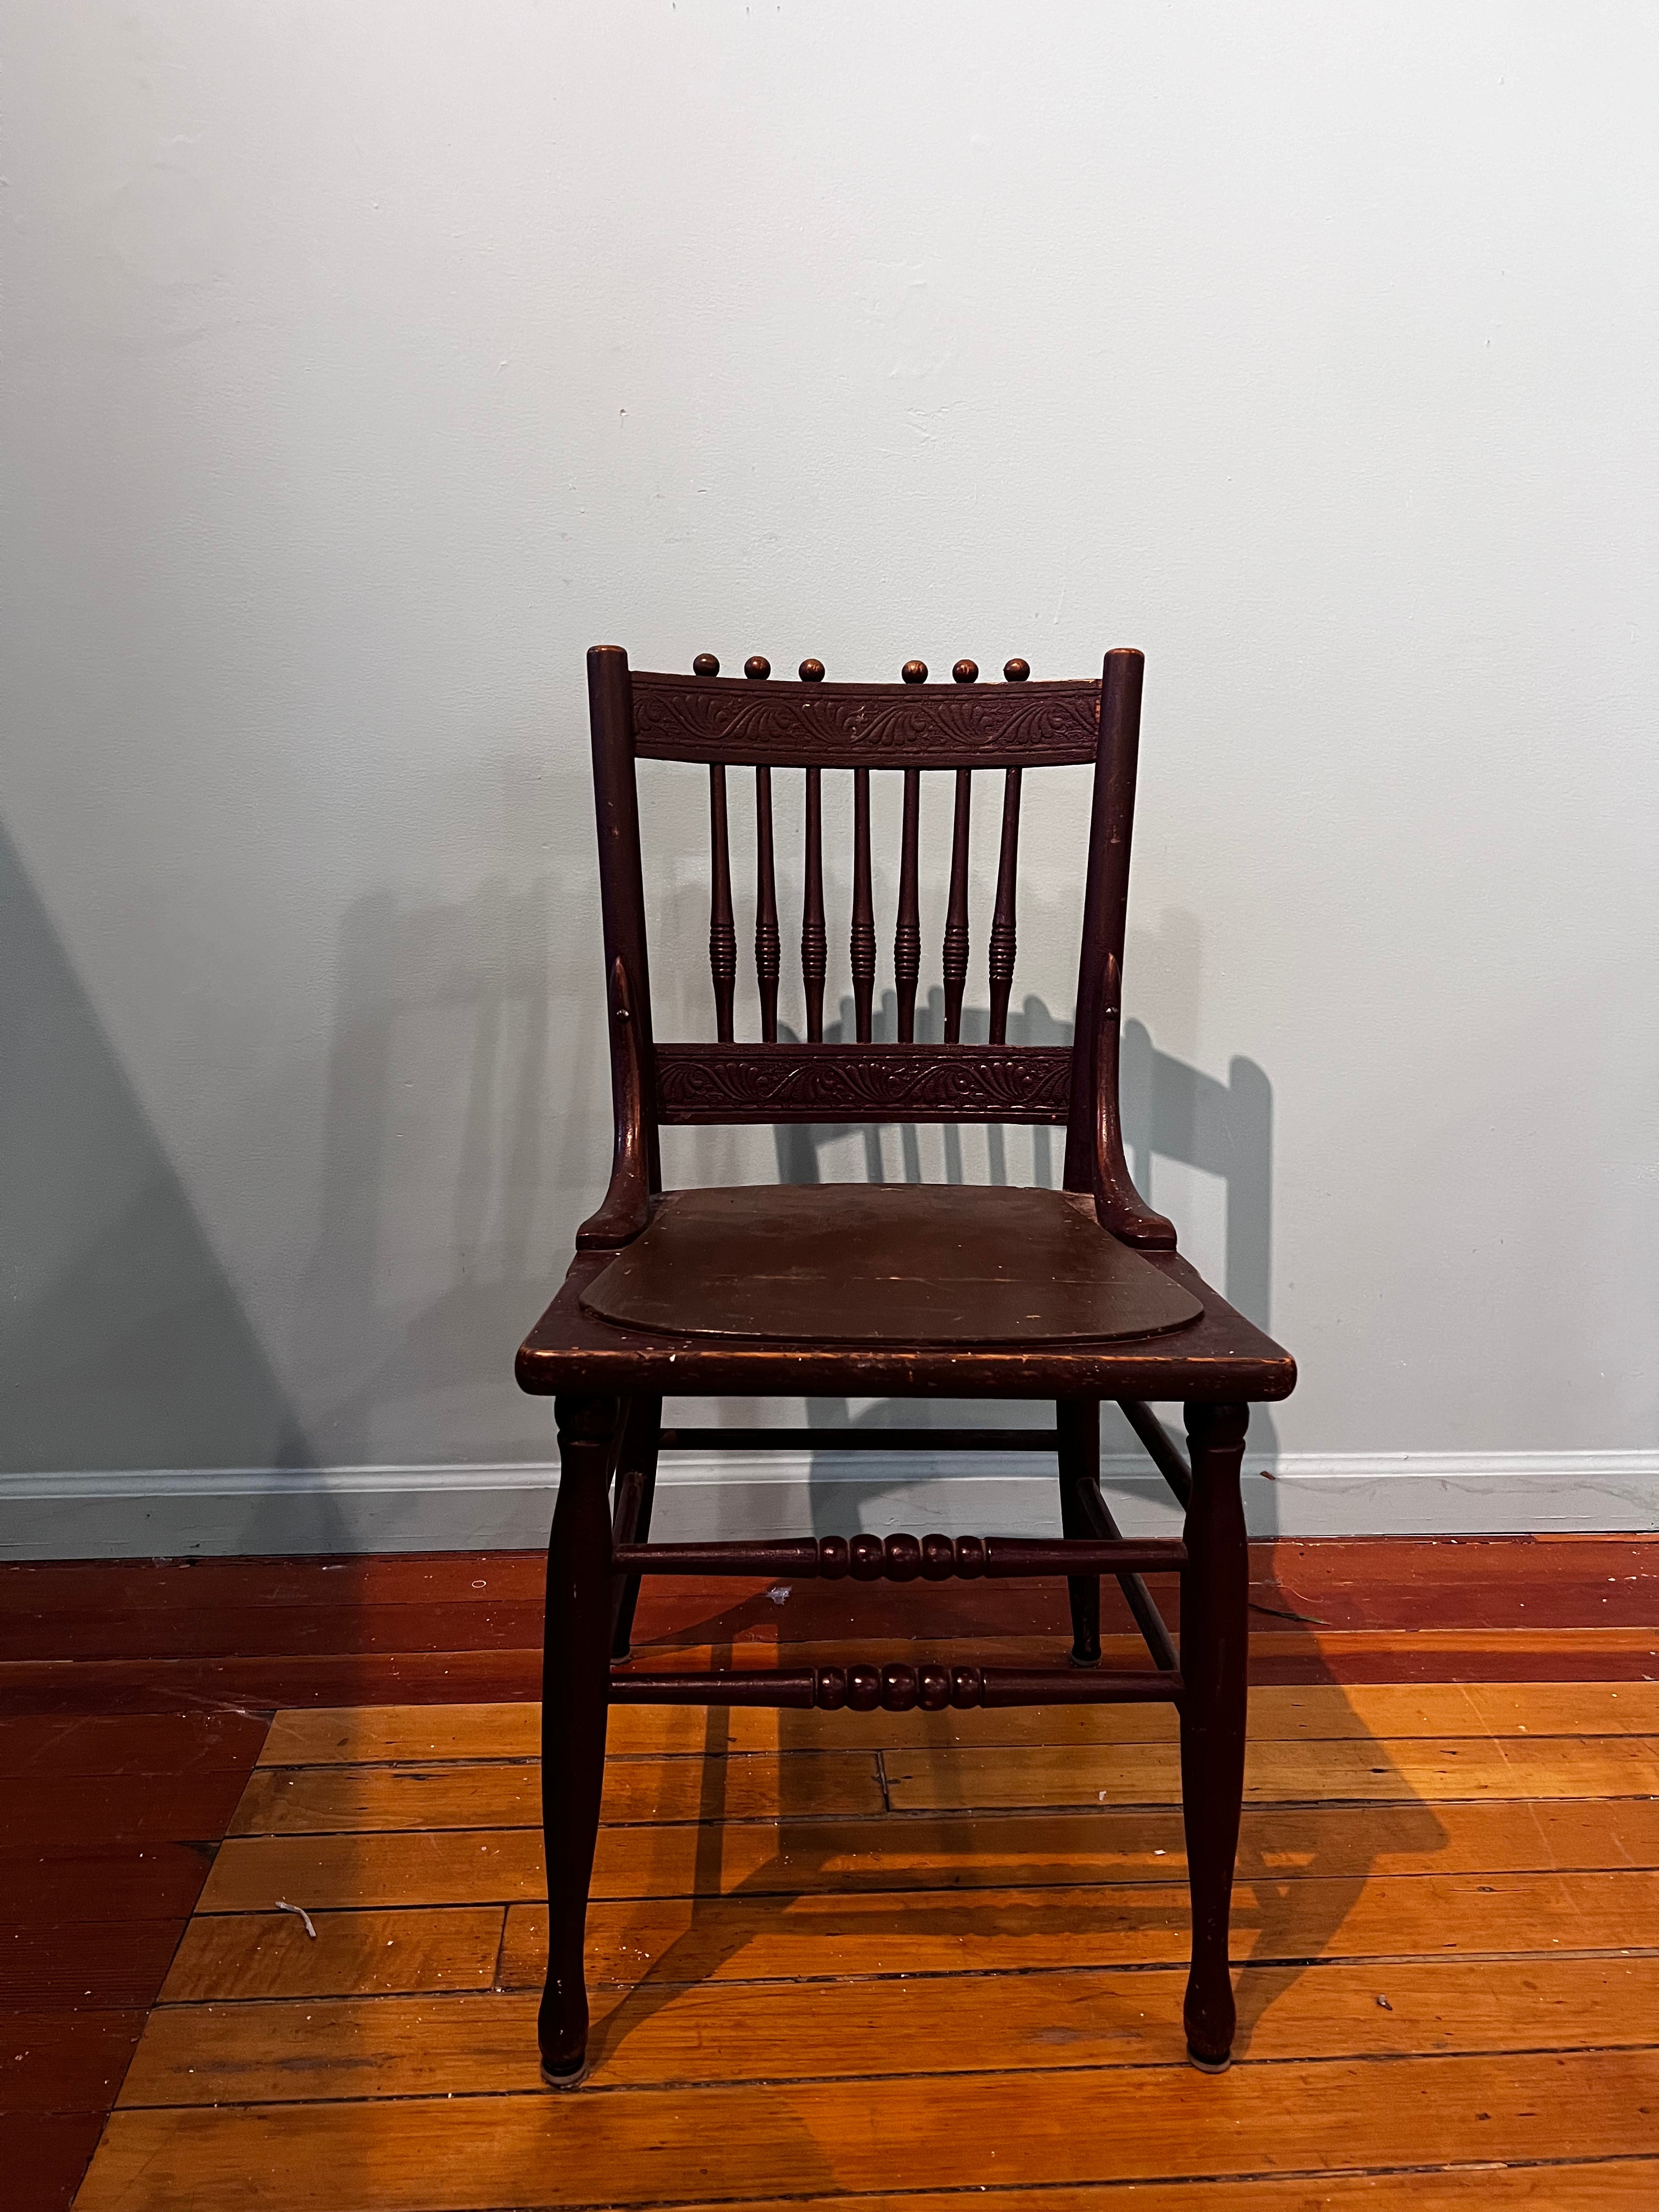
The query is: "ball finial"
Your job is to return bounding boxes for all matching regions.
[798,658,825,682]
[952,659,979,684]
[901,660,928,685]
[744,656,771,680]
[1003,658,1030,682]
[692,653,720,678]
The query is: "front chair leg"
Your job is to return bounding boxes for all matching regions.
[540,1391,620,2088]
[1178,1400,1250,2072]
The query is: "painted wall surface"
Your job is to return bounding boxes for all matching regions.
[3,3,1656,1493]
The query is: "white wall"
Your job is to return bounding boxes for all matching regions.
[3,3,1656,1548]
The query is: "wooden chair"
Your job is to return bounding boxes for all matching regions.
[516,643,1296,2086]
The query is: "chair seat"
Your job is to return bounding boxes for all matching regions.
[578,1184,1204,1345]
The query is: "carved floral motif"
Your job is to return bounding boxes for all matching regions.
[653,1043,1072,1124]
[631,674,1099,765]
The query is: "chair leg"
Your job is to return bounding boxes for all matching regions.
[539,1390,619,2089]
[1178,1399,1250,2072]
[610,1392,662,1661]
[1057,1397,1102,1666]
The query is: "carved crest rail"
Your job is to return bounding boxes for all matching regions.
[631,670,1101,767]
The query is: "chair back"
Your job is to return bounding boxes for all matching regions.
[581,645,1173,1251]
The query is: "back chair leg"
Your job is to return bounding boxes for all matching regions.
[1057,1397,1102,1666]
[540,1391,620,2089]
[610,1392,663,1661]
[1178,1399,1250,2071]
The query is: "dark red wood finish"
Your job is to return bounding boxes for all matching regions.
[519,641,1297,2087]
[1178,1400,1252,2068]
[988,767,1023,1045]
[802,767,826,1040]
[538,1393,619,2087]
[753,766,780,1042]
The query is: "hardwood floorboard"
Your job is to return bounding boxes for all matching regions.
[3,2113,108,2212]
[253,1679,1659,1766]
[3,1534,1651,1607]
[0,1770,252,1852]
[229,1750,887,1836]
[0,1843,216,1921]
[72,2050,1659,2212]
[119,1953,1659,2103]
[0,1602,550,1666]
[485,2167,1659,2212]
[1,2010,146,2110]
[0,1923,187,2011]
[0,1652,545,1717]
[883,1734,1659,1811]
[6,1536,1657,1663]
[194,1793,1659,1914]
[628,1627,1659,1672]
[0,1713,269,1776]
[222,1732,1659,1845]
[9,1626,1659,1722]
[160,1906,505,2004]
[0,1555,544,1617]
[494,1869,1659,1991]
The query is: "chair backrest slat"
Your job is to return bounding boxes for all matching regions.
[754,766,780,1042]
[801,766,826,1042]
[707,764,736,1043]
[633,671,1099,768]
[656,1042,1071,1124]
[894,769,922,1042]
[941,769,972,1044]
[988,766,1023,1046]
[850,767,876,1042]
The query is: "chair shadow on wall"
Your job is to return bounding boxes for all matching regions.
[289,874,574,1475]
[769,989,1279,1530]
[232,857,583,1566]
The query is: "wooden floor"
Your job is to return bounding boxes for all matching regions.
[77,1688,1659,2204]
[5,1537,1658,2209]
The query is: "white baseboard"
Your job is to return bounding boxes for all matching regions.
[2,1447,1657,1559]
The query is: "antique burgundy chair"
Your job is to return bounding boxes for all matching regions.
[516,642,1296,2086]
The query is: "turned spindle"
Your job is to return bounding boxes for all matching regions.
[943,769,972,1042]
[802,766,826,1040]
[754,766,779,1042]
[894,767,922,1041]
[988,767,1024,1045]
[812,1663,986,1712]
[851,769,875,1041]
[707,768,736,1041]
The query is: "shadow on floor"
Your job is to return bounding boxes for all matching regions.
[586,1570,1448,2075]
